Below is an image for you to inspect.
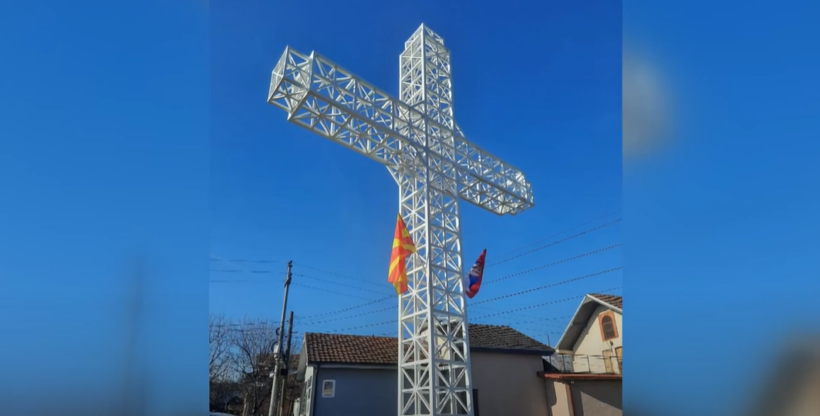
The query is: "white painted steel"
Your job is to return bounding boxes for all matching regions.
[267,24,535,416]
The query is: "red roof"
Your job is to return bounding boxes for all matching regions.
[304,323,552,364]
[589,293,622,310]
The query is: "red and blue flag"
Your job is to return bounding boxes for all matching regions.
[463,249,486,299]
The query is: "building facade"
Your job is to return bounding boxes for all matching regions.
[544,293,623,416]
[295,323,554,416]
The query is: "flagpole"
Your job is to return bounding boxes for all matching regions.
[268,260,292,416]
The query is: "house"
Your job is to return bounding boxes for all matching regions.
[294,323,554,416]
[542,293,623,416]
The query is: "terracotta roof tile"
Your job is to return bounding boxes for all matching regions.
[305,323,552,364]
[468,323,552,352]
[590,293,622,310]
[305,333,397,365]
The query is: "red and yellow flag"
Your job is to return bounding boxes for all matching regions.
[388,214,417,295]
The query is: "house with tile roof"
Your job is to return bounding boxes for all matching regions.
[293,323,554,416]
[543,293,623,416]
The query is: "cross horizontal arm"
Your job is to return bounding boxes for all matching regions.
[268,47,535,215]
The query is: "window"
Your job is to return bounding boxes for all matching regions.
[321,379,335,398]
[598,311,619,341]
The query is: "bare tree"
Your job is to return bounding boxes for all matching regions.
[210,314,238,411]
[233,318,278,416]
[210,313,233,380]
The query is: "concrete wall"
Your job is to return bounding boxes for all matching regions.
[546,380,622,416]
[470,351,549,416]
[545,380,571,416]
[571,380,622,416]
[572,304,622,374]
[312,367,395,416]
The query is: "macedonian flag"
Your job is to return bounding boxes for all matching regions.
[388,214,417,295]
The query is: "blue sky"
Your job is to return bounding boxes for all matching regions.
[623,0,820,414]
[0,1,208,413]
[210,0,622,343]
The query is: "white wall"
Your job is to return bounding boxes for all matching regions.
[572,304,622,374]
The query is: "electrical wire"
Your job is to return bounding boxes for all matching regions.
[488,218,621,268]
[483,244,621,285]
[301,287,622,334]
[472,286,621,320]
[495,210,620,257]
[473,267,621,305]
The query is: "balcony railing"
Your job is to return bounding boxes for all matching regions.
[545,353,622,375]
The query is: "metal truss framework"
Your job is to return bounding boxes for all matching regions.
[268,24,535,416]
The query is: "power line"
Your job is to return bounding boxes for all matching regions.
[295,295,394,320]
[490,315,573,327]
[473,267,621,305]
[487,219,621,268]
[297,266,620,326]
[290,252,620,320]
[293,273,388,295]
[300,287,622,334]
[495,210,620,257]
[321,319,396,333]
[292,261,385,289]
[210,256,287,264]
[471,304,564,323]
[210,269,391,297]
[211,212,619,277]
[291,282,376,301]
[484,244,621,285]
[211,269,286,274]
[299,305,397,326]
[472,286,621,320]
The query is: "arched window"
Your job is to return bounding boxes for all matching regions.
[599,312,619,341]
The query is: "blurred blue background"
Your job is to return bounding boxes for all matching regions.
[0,1,208,414]
[623,0,820,414]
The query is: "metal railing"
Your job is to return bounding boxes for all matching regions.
[545,353,622,375]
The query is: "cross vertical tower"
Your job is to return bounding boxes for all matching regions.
[267,24,535,416]
[394,25,471,416]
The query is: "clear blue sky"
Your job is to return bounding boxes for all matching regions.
[0,1,208,413]
[209,0,622,344]
[624,0,820,414]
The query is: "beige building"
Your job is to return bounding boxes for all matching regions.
[542,293,623,416]
[294,323,553,416]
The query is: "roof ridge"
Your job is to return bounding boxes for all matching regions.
[305,323,553,365]
[587,293,623,310]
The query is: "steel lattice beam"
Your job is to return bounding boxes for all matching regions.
[267,24,535,416]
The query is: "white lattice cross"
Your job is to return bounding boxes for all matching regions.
[268,24,535,416]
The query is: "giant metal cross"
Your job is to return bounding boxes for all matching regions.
[268,24,535,416]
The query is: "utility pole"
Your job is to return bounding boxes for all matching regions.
[268,260,292,416]
[278,311,295,416]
